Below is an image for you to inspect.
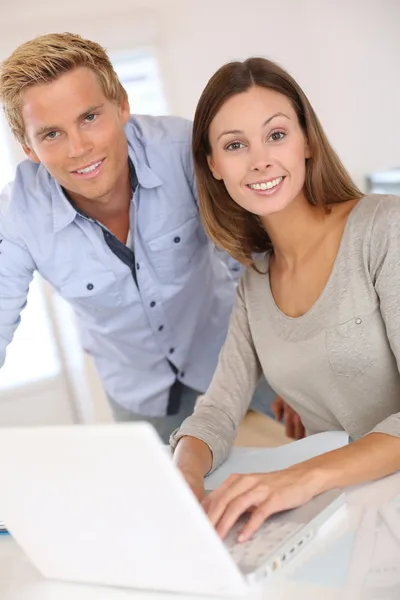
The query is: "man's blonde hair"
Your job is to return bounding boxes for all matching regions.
[0,32,127,143]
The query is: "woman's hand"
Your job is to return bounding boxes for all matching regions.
[202,465,322,542]
[271,396,306,440]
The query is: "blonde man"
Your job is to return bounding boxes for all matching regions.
[0,33,280,441]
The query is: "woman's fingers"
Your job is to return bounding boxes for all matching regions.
[203,474,259,528]
[214,486,271,539]
[204,466,318,542]
[238,497,280,542]
[201,473,241,513]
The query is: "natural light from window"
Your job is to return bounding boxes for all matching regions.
[111,49,168,115]
[0,115,60,391]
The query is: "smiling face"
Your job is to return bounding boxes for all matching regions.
[207,85,311,218]
[21,66,130,207]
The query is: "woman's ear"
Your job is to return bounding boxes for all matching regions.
[207,155,223,180]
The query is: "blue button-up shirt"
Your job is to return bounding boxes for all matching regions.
[0,115,240,416]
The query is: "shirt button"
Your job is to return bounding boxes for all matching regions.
[174,236,181,244]
[150,301,156,308]
[87,283,94,291]
[158,325,164,332]
[355,318,362,325]
[169,348,175,354]
[180,371,185,378]
[136,263,140,270]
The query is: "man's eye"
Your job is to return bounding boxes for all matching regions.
[269,131,286,142]
[46,131,60,140]
[85,114,97,123]
[225,141,245,151]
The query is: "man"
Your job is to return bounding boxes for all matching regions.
[0,33,280,442]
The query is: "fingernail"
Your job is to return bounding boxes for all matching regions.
[237,532,246,543]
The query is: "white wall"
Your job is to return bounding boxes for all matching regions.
[1,0,400,189]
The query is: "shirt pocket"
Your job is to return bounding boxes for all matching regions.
[147,217,205,282]
[59,271,122,311]
[326,311,376,377]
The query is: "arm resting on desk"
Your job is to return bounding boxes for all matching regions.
[303,431,400,492]
[202,432,400,543]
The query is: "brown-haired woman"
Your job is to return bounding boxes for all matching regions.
[171,57,400,543]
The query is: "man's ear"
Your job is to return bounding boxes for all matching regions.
[119,94,131,125]
[22,143,40,164]
[207,155,222,181]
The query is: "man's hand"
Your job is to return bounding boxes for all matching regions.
[271,396,305,440]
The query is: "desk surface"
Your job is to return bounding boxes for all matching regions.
[1,432,400,600]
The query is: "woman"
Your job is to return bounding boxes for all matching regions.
[170,57,400,544]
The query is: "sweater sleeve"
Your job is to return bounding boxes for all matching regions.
[170,275,262,472]
[369,196,400,438]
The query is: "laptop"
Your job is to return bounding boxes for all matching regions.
[0,520,8,535]
[0,423,344,596]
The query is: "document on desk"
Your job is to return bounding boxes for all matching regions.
[206,431,349,488]
[344,502,400,599]
[287,494,400,595]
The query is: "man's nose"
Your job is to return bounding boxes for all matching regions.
[67,130,92,159]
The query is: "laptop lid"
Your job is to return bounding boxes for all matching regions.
[0,423,246,596]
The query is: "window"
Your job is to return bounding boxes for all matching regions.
[111,49,168,115]
[0,115,61,391]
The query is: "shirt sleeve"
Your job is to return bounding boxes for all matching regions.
[170,275,262,472]
[0,185,35,368]
[369,195,400,438]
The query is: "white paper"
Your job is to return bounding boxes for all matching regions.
[344,503,400,599]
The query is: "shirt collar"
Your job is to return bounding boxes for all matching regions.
[125,119,163,189]
[51,177,78,233]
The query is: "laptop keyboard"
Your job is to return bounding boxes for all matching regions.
[224,517,303,572]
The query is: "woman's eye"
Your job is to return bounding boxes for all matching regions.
[85,114,97,123]
[269,131,286,142]
[225,141,245,151]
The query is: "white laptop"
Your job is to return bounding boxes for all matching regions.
[0,423,344,596]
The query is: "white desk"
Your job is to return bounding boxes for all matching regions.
[1,432,400,600]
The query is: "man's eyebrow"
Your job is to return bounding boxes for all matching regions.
[34,124,60,138]
[76,104,104,122]
[34,104,104,138]
[217,112,290,140]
